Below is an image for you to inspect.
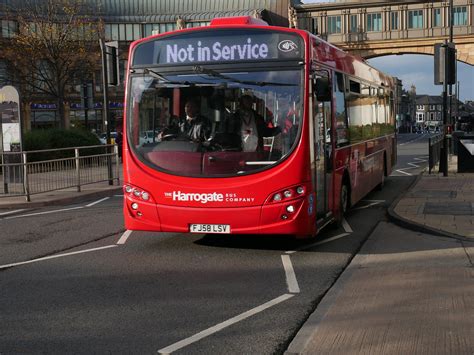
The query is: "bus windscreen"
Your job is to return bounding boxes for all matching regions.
[127,68,303,177]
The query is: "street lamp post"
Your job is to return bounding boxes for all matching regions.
[99,38,115,185]
[436,0,455,177]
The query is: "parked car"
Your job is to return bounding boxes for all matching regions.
[99,132,118,144]
[139,130,159,145]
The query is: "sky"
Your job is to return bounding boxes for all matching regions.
[296,1,474,102]
[367,55,474,102]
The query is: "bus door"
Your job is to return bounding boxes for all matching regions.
[312,70,332,220]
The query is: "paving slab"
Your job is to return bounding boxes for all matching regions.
[286,223,474,355]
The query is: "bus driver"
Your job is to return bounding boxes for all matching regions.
[178,99,211,141]
[156,98,212,142]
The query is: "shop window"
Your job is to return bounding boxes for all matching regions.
[367,13,382,32]
[408,10,423,29]
[327,16,341,34]
[453,7,467,26]
[391,12,398,30]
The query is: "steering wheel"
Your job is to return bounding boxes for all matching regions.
[209,141,224,152]
[160,133,178,141]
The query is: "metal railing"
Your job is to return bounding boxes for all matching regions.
[428,134,443,174]
[1,144,120,201]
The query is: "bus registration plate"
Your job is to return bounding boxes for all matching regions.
[189,224,230,234]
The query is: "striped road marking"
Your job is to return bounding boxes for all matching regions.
[0,245,118,270]
[117,230,132,245]
[0,209,26,216]
[281,255,300,293]
[4,206,84,220]
[85,197,110,207]
[157,294,294,354]
[342,218,353,233]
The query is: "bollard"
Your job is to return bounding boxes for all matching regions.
[114,144,120,186]
[75,148,81,192]
[22,152,30,202]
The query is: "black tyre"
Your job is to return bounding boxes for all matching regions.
[339,182,349,219]
[376,157,387,191]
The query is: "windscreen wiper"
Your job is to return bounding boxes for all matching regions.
[143,68,194,86]
[193,65,296,87]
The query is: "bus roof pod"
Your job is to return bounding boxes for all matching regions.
[210,16,269,27]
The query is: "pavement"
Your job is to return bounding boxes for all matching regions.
[287,155,474,354]
[0,181,122,209]
[391,155,474,240]
[1,156,473,353]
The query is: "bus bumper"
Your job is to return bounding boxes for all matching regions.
[124,196,314,236]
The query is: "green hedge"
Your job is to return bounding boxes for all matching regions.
[23,128,102,162]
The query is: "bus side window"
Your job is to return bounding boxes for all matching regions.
[334,72,349,147]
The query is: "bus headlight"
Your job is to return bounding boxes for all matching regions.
[273,193,282,202]
[286,205,295,213]
[124,183,154,203]
[266,184,309,204]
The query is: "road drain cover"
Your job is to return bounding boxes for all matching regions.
[424,202,473,215]
[410,190,457,198]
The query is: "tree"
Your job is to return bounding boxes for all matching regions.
[3,0,101,129]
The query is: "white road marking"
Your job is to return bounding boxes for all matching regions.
[114,194,124,197]
[353,202,383,210]
[157,294,294,354]
[0,245,118,270]
[290,233,351,253]
[311,233,351,247]
[85,197,110,207]
[399,135,425,146]
[342,218,353,233]
[4,206,84,219]
[394,155,428,176]
[395,169,412,176]
[413,157,428,162]
[361,199,385,203]
[281,255,300,293]
[117,230,132,245]
[0,209,26,216]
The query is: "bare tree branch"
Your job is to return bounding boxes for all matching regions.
[3,0,102,129]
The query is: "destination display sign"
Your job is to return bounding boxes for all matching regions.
[132,29,304,66]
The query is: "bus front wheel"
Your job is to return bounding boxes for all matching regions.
[376,155,387,191]
[338,182,349,220]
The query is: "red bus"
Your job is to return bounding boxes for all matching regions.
[123,16,397,238]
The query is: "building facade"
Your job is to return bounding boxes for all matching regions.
[0,0,292,132]
[414,94,462,131]
[294,0,474,65]
[415,95,443,131]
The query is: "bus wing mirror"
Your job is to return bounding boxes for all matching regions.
[315,77,331,102]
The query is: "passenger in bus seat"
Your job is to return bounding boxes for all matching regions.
[226,95,281,152]
[275,99,299,154]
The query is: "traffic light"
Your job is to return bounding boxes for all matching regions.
[105,41,120,86]
[80,82,93,109]
[434,42,456,85]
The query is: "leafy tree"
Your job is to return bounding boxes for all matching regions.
[3,0,102,129]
